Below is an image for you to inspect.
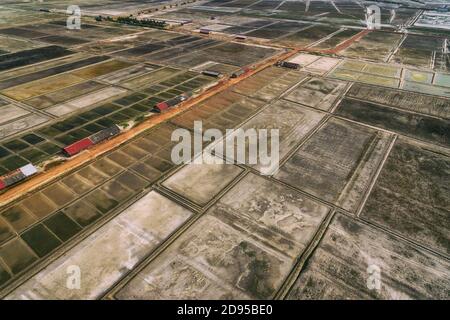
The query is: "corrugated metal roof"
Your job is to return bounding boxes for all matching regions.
[0,165,36,190]
[63,138,94,156]
[280,61,300,69]
[166,96,185,107]
[231,69,246,78]
[2,171,26,187]
[20,164,37,177]
[90,125,120,145]
[202,70,220,77]
[155,102,169,112]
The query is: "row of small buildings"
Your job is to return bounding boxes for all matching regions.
[0,66,252,192]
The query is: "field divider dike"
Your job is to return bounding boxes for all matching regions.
[302,29,371,55]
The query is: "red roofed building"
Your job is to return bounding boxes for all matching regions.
[63,138,94,156]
